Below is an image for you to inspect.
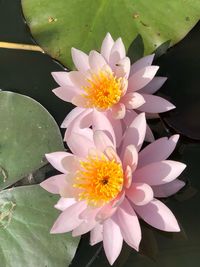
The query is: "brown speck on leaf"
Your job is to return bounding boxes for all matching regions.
[140,20,150,27]
[54,48,61,58]
[133,13,139,19]
[157,32,161,36]
[185,16,190,21]
[48,17,57,23]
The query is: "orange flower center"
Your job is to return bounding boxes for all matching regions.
[82,69,125,110]
[73,154,124,206]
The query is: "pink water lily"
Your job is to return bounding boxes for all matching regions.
[41,113,186,265]
[52,33,175,142]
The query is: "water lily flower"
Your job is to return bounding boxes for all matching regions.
[41,113,186,265]
[52,33,175,142]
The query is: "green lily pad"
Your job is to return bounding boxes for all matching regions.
[22,0,200,69]
[0,91,64,189]
[0,185,80,267]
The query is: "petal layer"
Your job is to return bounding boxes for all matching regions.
[116,198,141,250]
[138,135,180,168]
[153,180,185,198]
[134,199,180,232]
[50,201,86,233]
[137,94,175,113]
[128,66,159,92]
[103,217,123,265]
[133,160,186,185]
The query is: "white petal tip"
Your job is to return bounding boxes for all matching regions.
[170,134,180,143]
[71,47,78,54]
[139,112,146,120]
[50,227,57,234]
[39,181,46,190]
[181,163,187,171]
[72,231,79,237]
[106,32,112,38]
[51,71,57,76]
[168,104,176,110]
[172,225,181,232]
[52,88,59,96]
[178,180,186,189]
[45,153,51,159]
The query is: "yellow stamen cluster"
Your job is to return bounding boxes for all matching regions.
[82,69,124,110]
[73,154,124,206]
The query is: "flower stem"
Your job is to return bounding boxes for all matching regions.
[0,42,44,53]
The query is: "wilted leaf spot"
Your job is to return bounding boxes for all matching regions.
[48,17,57,23]
[133,13,139,19]
[0,166,8,182]
[0,200,16,228]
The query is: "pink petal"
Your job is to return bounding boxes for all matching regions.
[123,145,138,172]
[45,152,72,173]
[54,197,76,211]
[137,94,175,113]
[101,33,114,63]
[153,180,185,198]
[93,130,114,152]
[90,223,103,245]
[123,109,138,128]
[50,201,87,233]
[139,77,167,94]
[128,66,159,92]
[61,107,85,128]
[121,113,146,153]
[65,109,93,141]
[126,183,153,206]
[59,174,80,198]
[40,174,66,194]
[72,208,99,236]
[96,203,117,221]
[67,132,94,157]
[92,109,116,147]
[51,72,73,87]
[134,199,180,232]
[129,54,155,76]
[109,38,126,69]
[138,135,180,168]
[89,50,107,70]
[111,190,125,207]
[124,165,132,188]
[114,57,130,78]
[61,155,80,172]
[133,160,186,185]
[79,206,101,220]
[104,146,121,164]
[69,71,88,88]
[116,198,141,250]
[111,102,126,119]
[121,92,145,109]
[53,86,81,103]
[103,217,123,265]
[106,111,123,147]
[71,47,89,72]
[72,94,89,108]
